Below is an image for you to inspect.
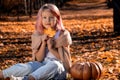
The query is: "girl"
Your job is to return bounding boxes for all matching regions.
[0,3,72,80]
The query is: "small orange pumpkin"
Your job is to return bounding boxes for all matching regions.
[70,62,103,80]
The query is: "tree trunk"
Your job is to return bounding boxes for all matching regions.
[24,0,28,14]
[113,0,120,33]
[29,0,32,18]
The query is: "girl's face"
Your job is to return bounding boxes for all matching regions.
[41,9,57,29]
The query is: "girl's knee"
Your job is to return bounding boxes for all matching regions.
[48,61,64,71]
[48,61,59,68]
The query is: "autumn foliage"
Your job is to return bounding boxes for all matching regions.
[44,27,56,37]
[0,1,120,80]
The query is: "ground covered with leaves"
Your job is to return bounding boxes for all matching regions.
[0,1,120,80]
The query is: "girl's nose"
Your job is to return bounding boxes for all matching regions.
[47,18,51,22]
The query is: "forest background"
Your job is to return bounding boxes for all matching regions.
[0,0,120,80]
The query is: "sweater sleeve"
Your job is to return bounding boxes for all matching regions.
[55,30,72,48]
[57,30,72,72]
[31,31,42,60]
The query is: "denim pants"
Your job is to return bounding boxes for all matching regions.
[2,58,65,80]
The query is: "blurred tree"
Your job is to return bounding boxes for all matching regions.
[33,0,43,10]
[0,0,25,20]
[24,0,28,14]
[28,0,32,18]
[106,0,113,8]
[0,0,71,20]
[113,0,120,33]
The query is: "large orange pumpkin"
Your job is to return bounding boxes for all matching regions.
[70,62,103,80]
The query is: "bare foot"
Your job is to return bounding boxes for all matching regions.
[28,75,35,80]
[5,77,10,80]
[0,71,4,79]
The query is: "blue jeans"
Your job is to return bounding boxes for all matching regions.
[3,58,66,80]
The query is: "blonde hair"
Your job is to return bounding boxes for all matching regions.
[35,4,64,34]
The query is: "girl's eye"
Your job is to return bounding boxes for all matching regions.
[50,17,53,19]
[43,17,46,19]
[50,17,55,20]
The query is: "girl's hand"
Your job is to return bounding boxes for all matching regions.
[47,38,54,50]
[41,34,48,44]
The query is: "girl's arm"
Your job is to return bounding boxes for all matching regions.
[34,34,48,62]
[55,30,72,48]
[31,31,42,61]
[34,42,46,61]
[47,38,60,60]
[59,46,71,73]
[55,30,72,72]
